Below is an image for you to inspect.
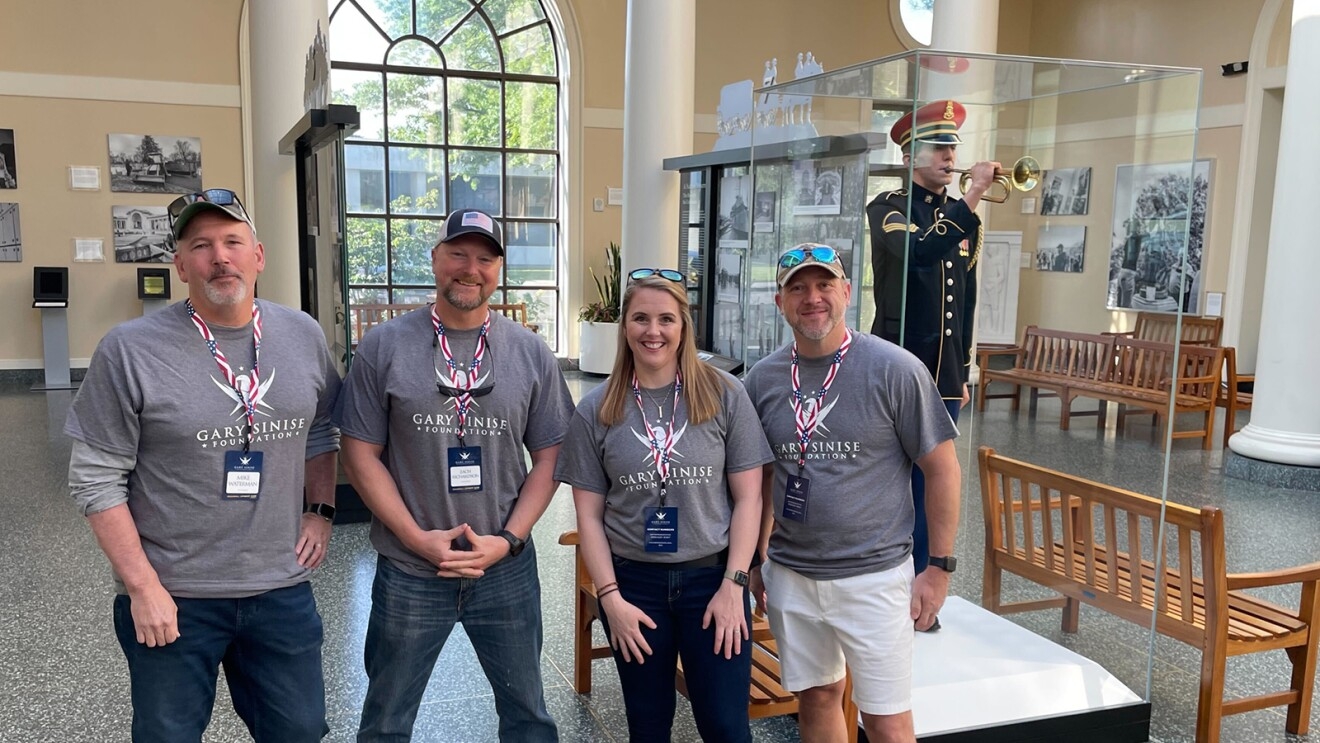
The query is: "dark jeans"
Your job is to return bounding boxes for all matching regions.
[600,556,753,743]
[911,398,962,574]
[356,543,557,743]
[112,582,327,743]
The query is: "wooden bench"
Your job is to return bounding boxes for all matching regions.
[979,446,1320,743]
[978,326,1115,430]
[558,530,859,740]
[1111,312,1224,346]
[350,301,539,344]
[1215,347,1253,449]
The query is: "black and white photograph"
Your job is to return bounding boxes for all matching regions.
[108,133,202,194]
[1039,166,1091,216]
[112,205,175,263]
[0,129,17,189]
[1106,159,1212,313]
[794,162,843,216]
[715,248,743,304]
[0,203,21,261]
[1035,224,1086,273]
[753,191,776,233]
[717,173,751,248]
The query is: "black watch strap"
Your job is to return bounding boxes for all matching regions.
[928,555,957,573]
[303,502,336,522]
[498,529,526,557]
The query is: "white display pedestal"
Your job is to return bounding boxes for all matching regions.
[579,321,619,375]
[32,306,79,391]
[905,597,1148,741]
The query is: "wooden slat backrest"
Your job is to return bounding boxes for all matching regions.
[979,446,1224,643]
[1111,339,1223,402]
[1132,312,1223,346]
[1019,326,1114,381]
[350,301,537,345]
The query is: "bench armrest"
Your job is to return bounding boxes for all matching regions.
[1227,562,1320,590]
[558,530,580,546]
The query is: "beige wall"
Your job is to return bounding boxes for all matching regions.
[0,1,244,367]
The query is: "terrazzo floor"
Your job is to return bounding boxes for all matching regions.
[2,372,1316,742]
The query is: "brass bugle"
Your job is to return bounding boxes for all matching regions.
[943,155,1041,203]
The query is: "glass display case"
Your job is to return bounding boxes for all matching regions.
[744,51,1208,741]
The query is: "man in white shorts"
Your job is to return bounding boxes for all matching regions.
[743,244,961,743]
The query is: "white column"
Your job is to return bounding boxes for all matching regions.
[1229,0,1320,467]
[246,0,328,309]
[930,0,1000,52]
[619,0,694,276]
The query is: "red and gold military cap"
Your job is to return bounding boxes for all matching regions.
[889,99,966,149]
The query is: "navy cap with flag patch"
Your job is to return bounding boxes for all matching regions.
[439,208,504,255]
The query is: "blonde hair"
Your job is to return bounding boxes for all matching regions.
[597,276,730,427]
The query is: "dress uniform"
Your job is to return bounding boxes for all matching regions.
[865,99,982,586]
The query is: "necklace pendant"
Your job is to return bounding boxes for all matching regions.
[656,404,664,418]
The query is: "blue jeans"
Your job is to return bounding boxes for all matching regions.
[600,556,753,743]
[911,399,962,574]
[357,542,556,742]
[112,582,327,743]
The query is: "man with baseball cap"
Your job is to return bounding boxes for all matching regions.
[866,101,996,625]
[336,207,573,741]
[744,243,960,742]
[66,188,342,741]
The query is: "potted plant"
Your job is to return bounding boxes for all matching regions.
[578,241,621,375]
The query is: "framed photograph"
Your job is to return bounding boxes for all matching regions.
[0,129,17,189]
[1039,166,1091,216]
[715,248,743,304]
[108,133,202,194]
[1106,159,1212,313]
[717,173,751,248]
[753,191,777,233]
[0,202,20,261]
[794,162,843,216]
[1035,224,1086,273]
[112,206,175,263]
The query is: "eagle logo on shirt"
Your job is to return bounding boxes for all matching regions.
[631,422,689,462]
[434,362,491,412]
[211,368,277,420]
[798,395,840,437]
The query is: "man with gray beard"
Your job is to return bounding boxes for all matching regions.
[66,189,341,742]
[336,208,573,741]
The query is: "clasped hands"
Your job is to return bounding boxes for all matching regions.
[410,524,510,578]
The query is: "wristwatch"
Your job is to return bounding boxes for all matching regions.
[303,502,336,522]
[724,569,750,587]
[928,556,957,573]
[498,529,526,558]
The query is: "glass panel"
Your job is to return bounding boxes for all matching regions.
[504,222,556,286]
[388,147,446,214]
[505,288,557,347]
[447,78,501,147]
[392,287,436,304]
[449,150,502,215]
[345,217,387,284]
[506,153,556,218]
[505,82,557,150]
[482,0,544,35]
[386,38,441,68]
[502,24,555,76]
[353,0,412,38]
[417,0,474,43]
[344,144,386,213]
[386,73,445,144]
[332,69,384,141]
[389,218,442,286]
[442,14,501,72]
[328,2,391,64]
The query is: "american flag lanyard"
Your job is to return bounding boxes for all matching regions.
[432,306,491,446]
[631,371,683,507]
[790,330,853,474]
[186,299,262,453]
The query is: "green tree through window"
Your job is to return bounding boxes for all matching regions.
[330,0,563,349]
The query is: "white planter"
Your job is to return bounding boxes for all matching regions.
[578,321,619,375]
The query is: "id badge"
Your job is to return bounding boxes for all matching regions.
[644,506,679,553]
[782,475,810,522]
[447,446,483,493]
[223,451,263,500]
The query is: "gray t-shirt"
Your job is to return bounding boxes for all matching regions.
[554,369,773,563]
[334,307,574,577]
[65,300,342,598]
[743,330,957,580]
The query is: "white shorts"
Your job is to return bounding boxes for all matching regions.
[762,558,914,716]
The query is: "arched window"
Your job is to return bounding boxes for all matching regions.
[329,0,564,349]
[893,0,933,48]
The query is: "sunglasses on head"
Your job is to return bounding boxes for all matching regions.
[167,189,248,221]
[628,268,685,285]
[778,246,839,269]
